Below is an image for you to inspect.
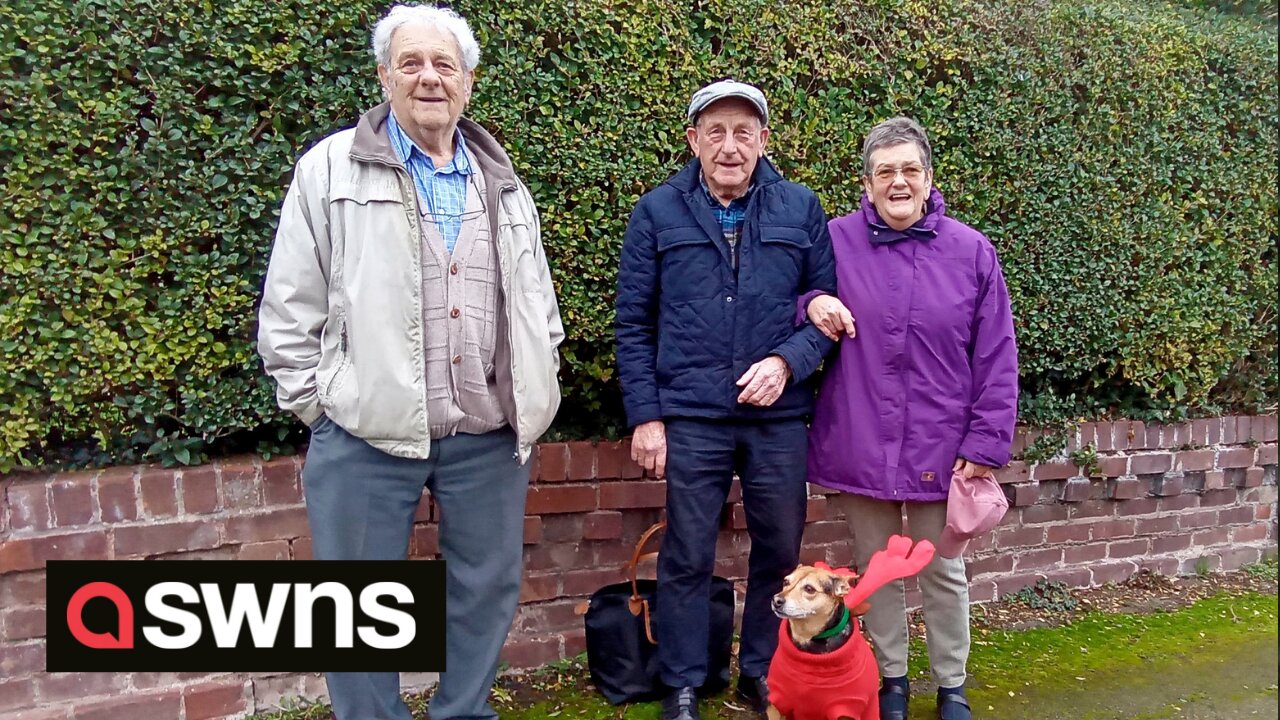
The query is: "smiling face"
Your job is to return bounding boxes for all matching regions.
[686,98,769,204]
[377,23,472,148]
[863,141,934,231]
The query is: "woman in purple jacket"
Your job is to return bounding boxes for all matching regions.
[801,117,1018,720]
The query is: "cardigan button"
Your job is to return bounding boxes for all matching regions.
[452,355,462,365]
[450,308,461,318]
[450,263,459,275]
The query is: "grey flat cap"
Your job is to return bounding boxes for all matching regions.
[687,79,769,125]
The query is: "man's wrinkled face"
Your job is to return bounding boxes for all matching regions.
[377,24,472,143]
[686,98,769,202]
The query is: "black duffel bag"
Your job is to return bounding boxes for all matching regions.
[583,521,735,705]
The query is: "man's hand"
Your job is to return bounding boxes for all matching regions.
[807,295,856,341]
[631,420,667,478]
[736,355,791,406]
[953,458,995,479]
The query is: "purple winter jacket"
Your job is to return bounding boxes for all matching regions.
[806,188,1018,502]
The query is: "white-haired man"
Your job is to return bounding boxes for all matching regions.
[257,5,563,719]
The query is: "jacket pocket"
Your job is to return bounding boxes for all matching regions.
[656,227,721,300]
[318,316,353,402]
[756,225,812,294]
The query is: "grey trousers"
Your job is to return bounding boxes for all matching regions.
[302,416,530,720]
[829,493,970,689]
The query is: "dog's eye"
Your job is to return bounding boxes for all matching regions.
[803,584,817,594]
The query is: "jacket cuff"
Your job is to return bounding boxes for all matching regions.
[624,403,662,428]
[958,436,1012,468]
[296,404,325,428]
[795,290,829,327]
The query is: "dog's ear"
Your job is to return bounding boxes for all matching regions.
[828,574,852,598]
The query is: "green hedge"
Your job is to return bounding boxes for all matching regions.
[1,0,1275,469]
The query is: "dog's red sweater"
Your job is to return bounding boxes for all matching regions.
[766,616,881,720]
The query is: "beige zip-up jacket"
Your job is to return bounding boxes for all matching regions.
[258,104,563,462]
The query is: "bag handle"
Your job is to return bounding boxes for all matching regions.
[626,521,665,644]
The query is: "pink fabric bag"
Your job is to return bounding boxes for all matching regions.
[936,471,1009,558]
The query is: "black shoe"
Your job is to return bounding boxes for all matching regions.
[880,680,910,720]
[661,686,701,720]
[735,674,770,714]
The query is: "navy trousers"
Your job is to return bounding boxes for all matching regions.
[656,418,808,686]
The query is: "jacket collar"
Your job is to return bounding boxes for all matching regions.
[860,187,947,243]
[351,102,517,191]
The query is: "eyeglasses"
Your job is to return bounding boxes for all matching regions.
[870,164,926,183]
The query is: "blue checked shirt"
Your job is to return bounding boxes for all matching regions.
[700,173,753,274]
[386,113,474,253]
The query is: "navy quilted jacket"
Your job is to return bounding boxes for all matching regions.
[615,157,837,427]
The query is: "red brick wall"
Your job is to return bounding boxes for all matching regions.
[1,415,1275,719]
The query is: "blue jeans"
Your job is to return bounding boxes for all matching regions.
[302,417,529,720]
[656,418,808,686]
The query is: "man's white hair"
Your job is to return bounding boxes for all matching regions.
[372,5,481,72]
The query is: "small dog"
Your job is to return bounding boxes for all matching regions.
[765,536,935,720]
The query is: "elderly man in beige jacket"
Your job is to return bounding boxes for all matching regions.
[257,5,562,720]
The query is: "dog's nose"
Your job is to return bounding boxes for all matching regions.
[771,595,785,610]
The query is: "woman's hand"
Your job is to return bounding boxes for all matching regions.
[807,295,856,341]
[953,458,995,479]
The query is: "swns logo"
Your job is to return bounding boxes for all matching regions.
[47,561,445,671]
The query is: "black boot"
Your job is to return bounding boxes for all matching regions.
[735,674,771,715]
[661,686,700,720]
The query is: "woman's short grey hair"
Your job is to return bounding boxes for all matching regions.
[861,117,932,175]
[372,5,481,72]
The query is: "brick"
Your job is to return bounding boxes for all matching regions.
[1202,469,1228,490]
[1190,419,1211,446]
[1014,548,1062,571]
[1093,422,1116,452]
[1241,467,1265,488]
[1151,533,1193,554]
[1046,523,1091,543]
[523,516,542,545]
[1032,462,1077,481]
[224,508,309,544]
[538,515,585,543]
[0,531,109,573]
[566,442,596,481]
[1059,477,1091,502]
[618,439,644,479]
[1171,423,1193,448]
[1256,504,1272,521]
[220,461,260,509]
[0,678,35,713]
[34,673,125,705]
[1219,545,1262,572]
[413,492,432,523]
[7,480,51,531]
[1139,556,1180,576]
[1089,518,1135,540]
[964,554,1013,578]
[113,521,222,557]
[0,641,45,677]
[536,443,569,482]
[994,573,1045,599]
[1217,505,1255,525]
[1,606,45,642]
[1122,421,1145,451]
[1257,444,1278,466]
[1096,456,1128,478]
[995,525,1045,549]
[1108,477,1142,500]
[1130,453,1173,476]
[412,523,439,556]
[49,477,94,528]
[994,461,1029,485]
[1206,418,1224,446]
[1149,472,1185,497]
[1006,483,1038,507]
[1135,515,1179,535]
[1069,500,1115,520]
[563,628,588,658]
[1235,416,1256,443]
[1182,471,1207,493]
[594,441,627,480]
[72,690,182,720]
[1107,538,1150,558]
[261,457,301,506]
[1180,555,1221,574]
[1217,447,1255,469]
[1198,488,1237,507]
[526,484,598,514]
[237,540,291,561]
[598,481,666,510]
[1258,416,1278,442]
[1091,561,1137,585]
[1192,528,1230,547]
[291,536,313,560]
[95,471,138,524]
[1178,509,1219,530]
[139,469,179,518]
[1175,449,1215,472]
[180,466,219,514]
[1232,523,1271,543]
[805,496,827,522]
[1158,494,1200,512]
[1222,417,1239,444]
[561,567,623,597]
[183,681,250,720]
[520,573,562,603]
[582,510,623,540]
[500,635,562,669]
[1021,504,1069,524]
[1116,497,1160,516]
[1063,543,1108,564]
[0,573,45,606]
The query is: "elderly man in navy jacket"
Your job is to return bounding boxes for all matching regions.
[615,80,840,720]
